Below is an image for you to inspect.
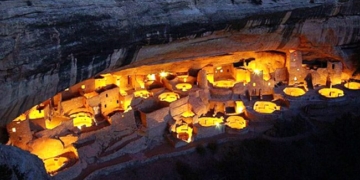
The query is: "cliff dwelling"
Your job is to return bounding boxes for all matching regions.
[5,49,360,176]
[1,0,360,179]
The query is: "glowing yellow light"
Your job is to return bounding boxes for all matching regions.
[344,82,360,90]
[115,78,121,86]
[159,71,168,78]
[81,85,85,89]
[29,106,45,120]
[125,106,132,112]
[11,128,16,132]
[14,114,26,122]
[213,80,235,88]
[198,117,224,127]
[71,113,93,128]
[100,73,112,77]
[318,88,344,98]
[120,90,127,96]
[134,90,150,98]
[65,88,69,91]
[175,124,193,143]
[83,91,99,99]
[294,77,298,81]
[283,87,306,97]
[147,74,156,81]
[45,116,70,129]
[114,75,121,85]
[235,101,245,114]
[254,69,261,75]
[30,138,78,161]
[43,157,68,174]
[216,67,222,70]
[253,101,280,114]
[226,116,247,130]
[253,83,256,87]
[95,78,106,89]
[175,83,192,91]
[181,110,195,118]
[158,92,180,103]
[268,82,271,86]
[236,107,244,113]
[206,74,214,84]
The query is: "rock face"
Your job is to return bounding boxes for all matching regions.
[0,144,49,180]
[1,0,360,125]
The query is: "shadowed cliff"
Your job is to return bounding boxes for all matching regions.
[1,0,360,126]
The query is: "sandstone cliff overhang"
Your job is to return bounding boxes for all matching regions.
[0,0,360,125]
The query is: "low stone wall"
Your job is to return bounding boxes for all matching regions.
[245,109,280,122]
[210,88,233,100]
[194,124,225,139]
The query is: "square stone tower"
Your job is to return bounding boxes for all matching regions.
[288,50,305,85]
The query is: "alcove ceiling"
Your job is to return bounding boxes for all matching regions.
[1,0,360,125]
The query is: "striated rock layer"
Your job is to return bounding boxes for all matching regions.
[1,0,360,126]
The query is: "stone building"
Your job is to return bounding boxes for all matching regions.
[327,61,342,85]
[140,107,171,139]
[61,96,89,116]
[6,116,32,150]
[51,93,62,115]
[202,64,214,84]
[99,87,122,117]
[213,64,236,88]
[73,79,96,95]
[197,69,209,89]
[274,67,288,83]
[247,70,274,98]
[288,50,305,85]
[234,68,250,83]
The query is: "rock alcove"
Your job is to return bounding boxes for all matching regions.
[1,0,360,179]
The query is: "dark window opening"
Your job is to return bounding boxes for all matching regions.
[188,68,200,77]
[106,94,108,97]
[245,58,255,66]
[104,104,107,108]
[233,60,244,67]
[332,64,335,70]
[225,107,236,114]
[302,59,327,70]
